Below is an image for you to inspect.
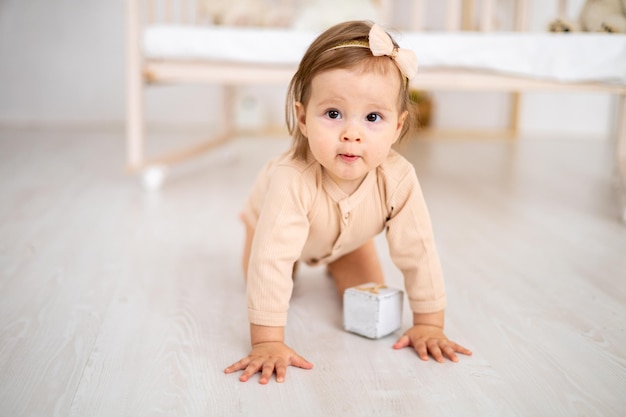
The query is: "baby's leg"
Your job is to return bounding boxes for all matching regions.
[327,239,385,297]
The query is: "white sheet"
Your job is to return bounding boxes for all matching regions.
[144,25,626,84]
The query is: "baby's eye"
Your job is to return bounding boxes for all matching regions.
[366,113,381,122]
[326,110,341,119]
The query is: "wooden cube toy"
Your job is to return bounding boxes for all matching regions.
[343,283,403,339]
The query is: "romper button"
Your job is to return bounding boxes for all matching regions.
[344,212,350,219]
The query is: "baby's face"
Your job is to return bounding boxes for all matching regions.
[295,67,407,195]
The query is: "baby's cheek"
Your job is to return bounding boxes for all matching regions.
[370,147,393,163]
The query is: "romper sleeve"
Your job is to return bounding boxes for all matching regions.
[246,164,313,327]
[385,164,447,314]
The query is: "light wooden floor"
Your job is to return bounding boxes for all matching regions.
[1,127,625,417]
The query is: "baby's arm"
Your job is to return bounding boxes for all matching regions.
[224,324,313,384]
[393,310,472,362]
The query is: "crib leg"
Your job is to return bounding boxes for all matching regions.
[615,93,626,224]
[126,0,145,171]
[217,84,237,161]
[509,92,521,137]
[223,85,236,136]
[126,77,145,171]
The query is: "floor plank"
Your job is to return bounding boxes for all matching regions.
[0,128,625,417]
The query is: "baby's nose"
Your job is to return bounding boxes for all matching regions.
[342,126,361,142]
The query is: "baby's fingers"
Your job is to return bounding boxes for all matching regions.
[224,357,251,374]
[441,344,459,362]
[275,361,288,383]
[259,360,280,384]
[240,359,264,382]
[393,335,430,360]
[449,341,473,358]
[290,354,314,370]
[392,335,411,350]
[427,340,445,363]
[437,341,473,362]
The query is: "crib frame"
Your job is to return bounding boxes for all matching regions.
[126,0,626,221]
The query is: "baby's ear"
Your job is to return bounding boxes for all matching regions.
[295,102,308,137]
[394,110,409,143]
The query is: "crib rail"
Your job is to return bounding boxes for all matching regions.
[140,0,330,25]
[137,0,576,32]
[407,0,531,31]
[410,0,565,32]
[143,0,218,25]
[137,0,548,32]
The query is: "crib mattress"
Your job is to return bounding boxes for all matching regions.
[143,25,626,84]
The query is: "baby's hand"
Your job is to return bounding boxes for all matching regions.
[224,342,313,384]
[393,324,472,363]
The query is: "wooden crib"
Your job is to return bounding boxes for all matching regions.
[125,0,626,221]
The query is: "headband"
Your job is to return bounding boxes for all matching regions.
[325,24,418,80]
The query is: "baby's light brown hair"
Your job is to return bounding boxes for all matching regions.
[286,20,417,161]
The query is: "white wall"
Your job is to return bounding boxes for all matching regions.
[0,0,126,125]
[0,0,220,129]
[0,0,616,138]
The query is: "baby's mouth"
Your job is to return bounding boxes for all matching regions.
[339,154,360,163]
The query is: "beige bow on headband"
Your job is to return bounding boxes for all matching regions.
[325,24,419,81]
[368,24,418,80]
